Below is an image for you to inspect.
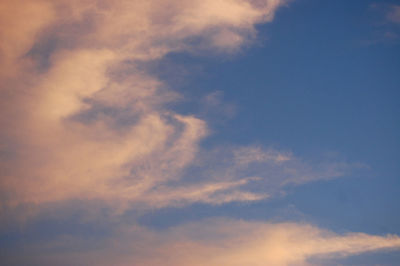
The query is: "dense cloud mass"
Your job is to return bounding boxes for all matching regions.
[0,0,399,265]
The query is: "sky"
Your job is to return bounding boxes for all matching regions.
[0,0,399,265]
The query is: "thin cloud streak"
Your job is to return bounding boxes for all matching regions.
[2,219,400,266]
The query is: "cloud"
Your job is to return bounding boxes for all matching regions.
[0,0,292,217]
[200,91,237,119]
[0,0,364,231]
[0,0,364,224]
[0,0,55,78]
[1,1,399,265]
[2,219,400,266]
[387,5,400,24]
[366,3,400,45]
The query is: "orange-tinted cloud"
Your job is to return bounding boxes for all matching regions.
[0,0,55,78]
[1,1,400,265]
[3,219,400,266]
[0,0,289,216]
[0,0,364,226]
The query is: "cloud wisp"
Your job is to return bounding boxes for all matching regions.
[387,5,400,24]
[2,219,400,266]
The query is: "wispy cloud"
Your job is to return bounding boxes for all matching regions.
[0,0,366,219]
[1,1,399,265]
[0,0,287,216]
[367,3,400,44]
[0,0,368,219]
[3,219,400,266]
[387,5,400,24]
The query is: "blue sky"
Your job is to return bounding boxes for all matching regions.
[0,0,399,265]
[156,0,400,233]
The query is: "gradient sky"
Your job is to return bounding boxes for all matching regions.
[0,0,400,265]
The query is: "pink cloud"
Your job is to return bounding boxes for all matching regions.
[4,219,400,266]
[1,2,399,265]
[0,0,287,215]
